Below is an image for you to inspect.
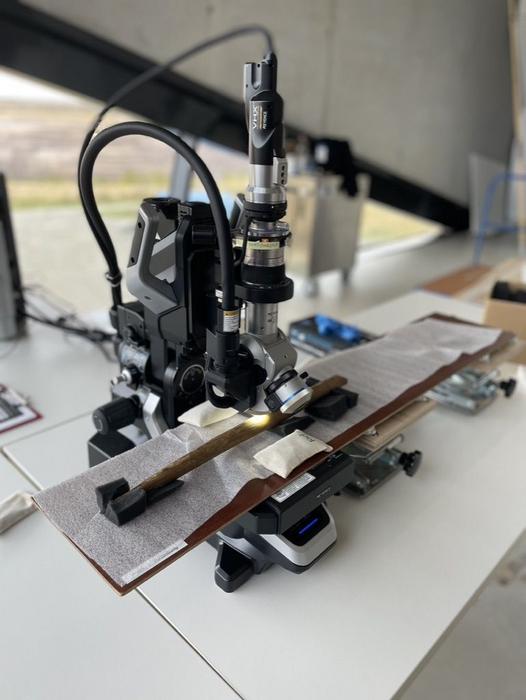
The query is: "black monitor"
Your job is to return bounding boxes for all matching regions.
[0,173,25,339]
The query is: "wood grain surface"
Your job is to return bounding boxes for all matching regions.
[140,375,347,492]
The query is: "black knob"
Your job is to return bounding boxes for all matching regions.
[499,378,517,398]
[93,397,140,435]
[399,450,422,477]
[491,281,512,301]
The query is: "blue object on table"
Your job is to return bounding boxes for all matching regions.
[315,315,339,336]
[314,315,362,343]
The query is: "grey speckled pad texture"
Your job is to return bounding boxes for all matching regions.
[34,319,500,589]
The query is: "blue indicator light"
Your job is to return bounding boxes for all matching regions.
[298,517,319,537]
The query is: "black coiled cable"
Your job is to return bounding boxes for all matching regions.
[77,25,274,309]
[79,121,235,309]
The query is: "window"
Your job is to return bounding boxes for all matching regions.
[0,67,173,312]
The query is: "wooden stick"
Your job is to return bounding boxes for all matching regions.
[140,374,347,493]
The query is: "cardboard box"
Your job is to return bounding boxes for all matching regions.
[484,282,526,364]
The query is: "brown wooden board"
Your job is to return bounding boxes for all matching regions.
[354,397,436,452]
[421,265,491,296]
[35,314,514,594]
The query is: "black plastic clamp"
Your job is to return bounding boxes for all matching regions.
[95,477,184,526]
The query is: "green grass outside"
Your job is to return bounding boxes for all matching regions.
[8,175,440,246]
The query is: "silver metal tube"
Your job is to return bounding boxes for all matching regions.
[249,163,273,189]
[244,245,285,268]
[246,163,286,204]
[247,302,278,336]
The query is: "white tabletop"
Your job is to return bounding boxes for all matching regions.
[0,318,116,447]
[3,290,525,700]
[346,289,482,332]
[0,451,32,499]
[150,376,519,693]
[0,452,238,700]
[4,413,95,489]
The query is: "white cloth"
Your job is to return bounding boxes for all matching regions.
[177,401,238,428]
[0,492,35,534]
[253,430,332,478]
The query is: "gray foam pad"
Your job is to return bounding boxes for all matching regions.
[34,319,501,590]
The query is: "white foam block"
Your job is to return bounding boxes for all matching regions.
[253,430,332,478]
[177,401,238,428]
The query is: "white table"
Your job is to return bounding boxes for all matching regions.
[0,451,239,699]
[347,289,483,332]
[0,318,116,447]
[4,413,95,489]
[3,290,525,700]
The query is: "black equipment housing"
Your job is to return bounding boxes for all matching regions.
[88,192,298,461]
[89,198,219,459]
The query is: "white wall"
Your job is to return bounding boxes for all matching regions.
[27,0,512,204]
